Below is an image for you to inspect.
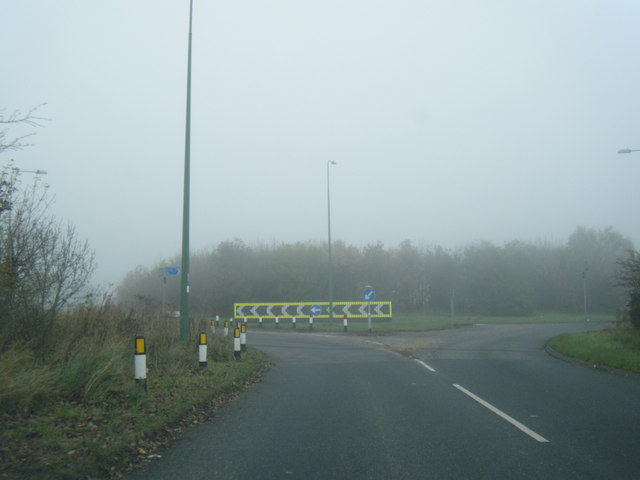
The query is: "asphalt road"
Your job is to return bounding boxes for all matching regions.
[126,322,640,479]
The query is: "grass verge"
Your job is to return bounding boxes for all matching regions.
[547,324,640,373]
[0,305,272,480]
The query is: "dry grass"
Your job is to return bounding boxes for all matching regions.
[0,301,271,479]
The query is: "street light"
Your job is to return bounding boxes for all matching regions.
[180,0,194,342]
[618,148,640,154]
[327,160,337,325]
[13,168,48,175]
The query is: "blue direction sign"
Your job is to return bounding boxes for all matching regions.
[310,305,322,316]
[362,288,376,301]
[163,267,180,276]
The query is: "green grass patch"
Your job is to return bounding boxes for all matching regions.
[548,324,640,373]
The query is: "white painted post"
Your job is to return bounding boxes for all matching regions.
[343,314,348,333]
[233,327,241,360]
[224,320,229,337]
[198,332,207,368]
[259,316,263,328]
[292,316,297,329]
[309,315,314,331]
[275,315,279,329]
[134,335,147,391]
[240,324,247,352]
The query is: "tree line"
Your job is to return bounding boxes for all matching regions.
[117,226,634,318]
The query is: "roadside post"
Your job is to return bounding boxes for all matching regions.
[210,318,215,334]
[198,332,207,368]
[134,335,147,391]
[275,315,279,329]
[343,314,348,333]
[223,320,229,337]
[259,316,263,328]
[309,315,313,331]
[240,324,247,352]
[292,316,297,329]
[233,327,241,360]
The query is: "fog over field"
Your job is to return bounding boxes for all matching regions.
[3,1,640,287]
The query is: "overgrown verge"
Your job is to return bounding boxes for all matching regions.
[547,324,640,373]
[0,303,271,479]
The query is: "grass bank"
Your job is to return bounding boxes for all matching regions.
[548,324,640,374]
[0,304,271,480]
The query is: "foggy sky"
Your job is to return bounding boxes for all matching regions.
[3,1,640,287]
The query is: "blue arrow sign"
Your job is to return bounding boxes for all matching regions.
[310,305,322,316]
[163,267,180,276]
[362,288,376,301]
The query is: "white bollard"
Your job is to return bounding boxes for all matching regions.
[234,327,241,360]
[198,332,207,368]
[309,315,314,331]
[134,335,147,390]
[292,316,297,329]
[240,324,247,352]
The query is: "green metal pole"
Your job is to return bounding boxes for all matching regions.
[180,0,193,341]
[327,160,336,325]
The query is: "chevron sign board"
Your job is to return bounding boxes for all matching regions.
[233,301,392,319]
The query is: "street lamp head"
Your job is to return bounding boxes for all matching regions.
[12,168,48,175]
[328,160,337,166]
[618,149,633,154]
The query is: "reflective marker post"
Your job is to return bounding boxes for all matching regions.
[134,335,147,391]
[292,316,297,329]
[343,314,348,333]
[233,327,241,360]
[240,324,247,352]
[198,332,207,368]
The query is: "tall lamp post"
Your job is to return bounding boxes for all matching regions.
[327,160,337,325]
[180,0,194,342]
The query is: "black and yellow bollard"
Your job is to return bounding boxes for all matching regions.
[224,320,229,337]
[199,331,207,368]
[240,324,247,352]
[134,335,147,391]
[233,327,241,360]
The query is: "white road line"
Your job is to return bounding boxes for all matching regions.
[453,384,549,443]
[415,359,436,372]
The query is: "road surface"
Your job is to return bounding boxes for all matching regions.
[126,322,640,479]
